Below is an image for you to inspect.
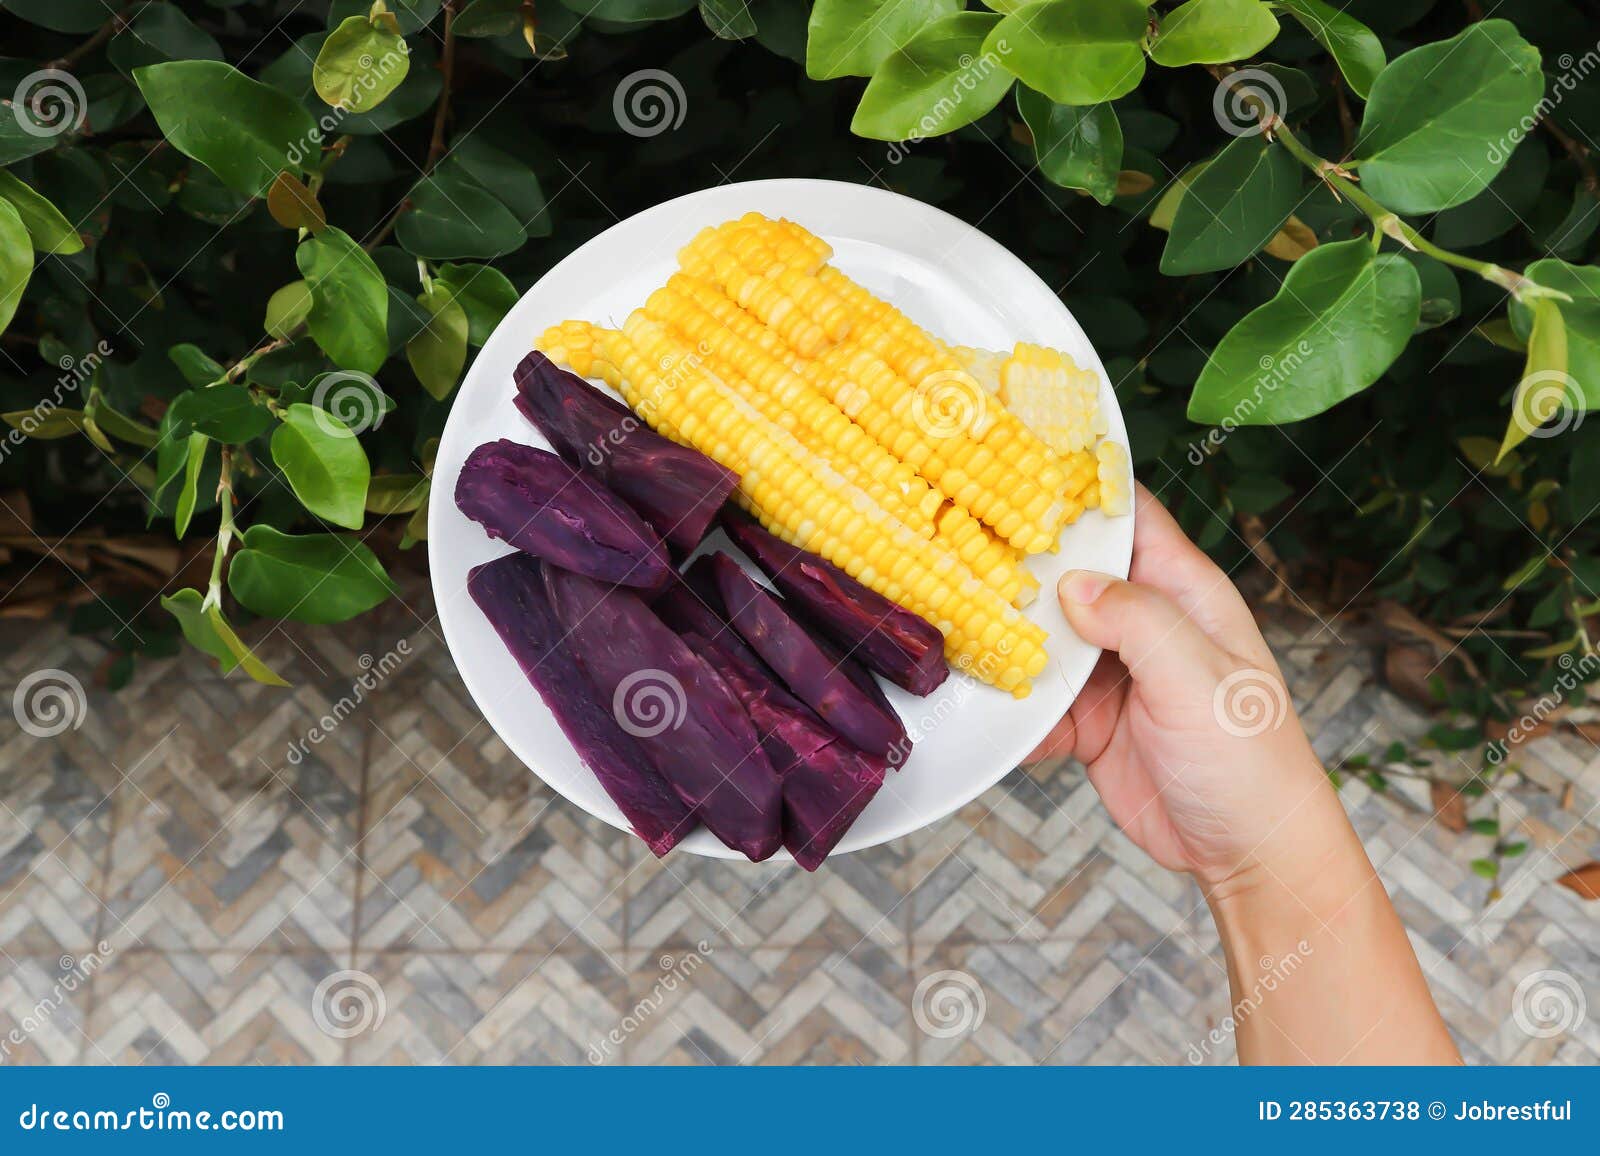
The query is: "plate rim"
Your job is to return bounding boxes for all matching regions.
[428,177,1134,862]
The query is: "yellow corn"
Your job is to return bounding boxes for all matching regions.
[808,343,1066,553]
[645,276,1031,605]
[763,215,833,272]
[681,226,853,357]
[680,213,829,280]
[535,320,599,378]
[952,346,1006,395]
[604,313,1047,694]
[998,342,1108,456]
[1095,439,1131,517]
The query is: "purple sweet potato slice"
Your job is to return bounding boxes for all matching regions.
[681,630,885,870]
[467,553,693,857]
[652,573,758,666]
[542,565,783,861]
[721,512,947,696]
[455,439,670,590]
[514,351,739,552]
[709,552,907,759]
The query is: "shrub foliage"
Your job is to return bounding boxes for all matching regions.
[1,0,1598,766]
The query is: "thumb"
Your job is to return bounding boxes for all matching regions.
[1059,570,1231,701]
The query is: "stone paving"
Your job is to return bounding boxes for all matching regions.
[1,592,1597,1065]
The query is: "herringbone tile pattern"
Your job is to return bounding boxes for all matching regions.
[2,598,1598,1065]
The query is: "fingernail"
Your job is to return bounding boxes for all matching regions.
[1061,570,1111,605]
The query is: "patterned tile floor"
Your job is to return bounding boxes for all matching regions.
[2,589,1598,1066]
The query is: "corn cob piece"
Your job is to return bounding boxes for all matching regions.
[599,313,1047,695]
[811,269,1076,495]
[952,346,1006,395]
[535,320,599,379]
[681,226,853,357]
[998,343,1109,456]
[680,214,828,280]
[1095,439,1131,517]
[645,277,1032,605]
[807,343,1066,553]
[764,215,833,272]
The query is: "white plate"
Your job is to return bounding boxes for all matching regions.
[429,178,1134,862]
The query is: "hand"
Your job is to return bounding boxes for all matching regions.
[1030,484,1461,1064]
[1028,484,1351,896]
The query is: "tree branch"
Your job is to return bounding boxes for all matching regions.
[46,3,132,70]
[364,0,458,252]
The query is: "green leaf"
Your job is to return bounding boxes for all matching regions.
[700,0,756,38]
[267,171,326,233]
[168,344,225,387]
[265,280,315,340]
[86,396,159,448]
[1511,260,1600,408]
[1188,239,1421,425]
[805,0,961,80]
[1161,134,1299,275]
[1499,298,1570,461]
[443,139,549,233]
[367,472,430,514]
[291,372,394,434]
[0,171,82,255]
[987,0,1148,107]
[1148,0,1278,68]
[227,525,395,624]
[1016,88,1122,205]
[1148,161,1208,232]
[1273,0,1383,98]
[406,287,470,400]
[1227,474,1293,514]
[396,173,525,259]
[173,433,210,539]
[1468,817,1500,836]
[752,0,806,61]
[314,14,411,112]
[161,588,289,686]
[400,481,430,548]
[1353,20,1544,213]
[132,61,320,197]
[170,384,274,444]
[1,408,85,438]
[0,110,66,166]
[1431,138,1548,250]
[270,403,371,530]
[296,227,389,374]
[432,263,518,345]
[1469,857,1499,881]
[1,0,104,33]
[850,13,1012,142]
[108,3,224,74]
[160,588,236,671]
[0,199,34,337]
[454,0,521,37]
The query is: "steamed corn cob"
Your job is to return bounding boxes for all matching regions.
[998,343,1109,456]
[644,278,1032,605]
[807,344,1066,553]
[680,214,828,280]
[689,226,854,350]
[684,220,1084,545]
[1095,439,1131,517]
[953,346,1006,395]
[573,315,1047,694]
